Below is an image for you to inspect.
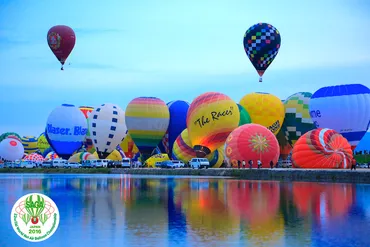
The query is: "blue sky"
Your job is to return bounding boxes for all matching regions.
[1,0,370,137]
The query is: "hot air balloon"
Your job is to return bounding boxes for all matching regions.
[47,25,76,70]
[187,92,239,157]
[243,23,281,82]
[276,125,292,161]
[239,92,284,135]
[284,92,316,145]
[37,133,51,154]
[309,84,370,151]
[89,103,127,159]
[0,138,24,161]
[21,136,38,154]
[119,132,139,158]
[0,132,22,142]
[225,123,280,168]
[237,103,251,126]
[158,100,189,157]
[172,129,224,167]
[79,106,95,153]
[125,97,170,162]
[292,128,353,169]
[45,104,88,159]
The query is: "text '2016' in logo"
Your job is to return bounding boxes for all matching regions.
[10,193,60,242]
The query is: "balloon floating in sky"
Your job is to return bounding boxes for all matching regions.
[125,97,170,162]
[284,92,316,145]
[187,92,240,158]
[239,92,284,135]
[309,84,370,150]
[21,136,38,154]
[292,128,353,169]
[45,104,87,159]
[47,25,76,70]
[89,103,127,159]
[0,138,24,161]
[225,123,280,168]
[243,23,281,82]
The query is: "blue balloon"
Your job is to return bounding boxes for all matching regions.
[45,104,88,159]
[310,84,370,149]
[158,100,189,158]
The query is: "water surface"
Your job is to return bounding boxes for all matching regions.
[0,174,369,247]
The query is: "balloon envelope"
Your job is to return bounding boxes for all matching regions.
[237,104,251,126]
[159,100,189,157]
[79,106,95,153]
[21,136,39,154]
[89,103,127,159]
[284,92,316,145]
[239,92,284,135]
[0,132,22,143]
[292,128,353,169]
[243,23,281,81]
[47,25,76,69]
[186,92,239,157]
[125,97,170,160]
[225,123,280,168]
[46,104,88,159]
[309,84,370,150]
[0,139,24,161]
[37,133,50,154]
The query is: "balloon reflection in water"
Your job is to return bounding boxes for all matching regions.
[292,182,354,220]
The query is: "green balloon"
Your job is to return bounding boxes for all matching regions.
[237,104,251,126]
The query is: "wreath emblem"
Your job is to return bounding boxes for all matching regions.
[48,32,61,50]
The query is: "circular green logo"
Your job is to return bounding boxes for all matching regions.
[10,193,60,242]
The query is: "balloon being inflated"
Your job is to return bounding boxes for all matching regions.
[89,103,127,159]
[0,138,24,161]
[79,106,95,153]
[186,92,240,158]
[45,104,87,159]
[125,97,170,161]
[309,84,370,150]
[239,92,284,135]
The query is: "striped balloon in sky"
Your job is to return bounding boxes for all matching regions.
[309,84,370,150]
[125,97,170,161]
[284,92,315,146]
[186,92,239,158]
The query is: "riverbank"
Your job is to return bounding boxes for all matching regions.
[1,167,370,183]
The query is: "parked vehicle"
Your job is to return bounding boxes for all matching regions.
[82,159,110,168]
[154,161,162,168]
[189,158,210,169]
[42,161,53,168]
[20,160,37,168]
[96,159,110,168]
[3,161,16,168]
[108,160,123,168]
[122,158,131,168]
[51,159,68,168]
[65,162,82,169]
[170,160,185,168]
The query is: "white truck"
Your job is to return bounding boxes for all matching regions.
[189,158,210,169]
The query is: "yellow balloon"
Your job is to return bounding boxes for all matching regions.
[145,153,170,168]
[239,92,284,135]
[187,92,239,158]
[93,149,122,161]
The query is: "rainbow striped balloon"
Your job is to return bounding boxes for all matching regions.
[125,97,170,157]
[172,128,225,167]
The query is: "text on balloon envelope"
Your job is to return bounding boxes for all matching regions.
[193,107,234,128]
[47,124,88,136]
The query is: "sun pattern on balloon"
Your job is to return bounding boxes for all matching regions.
[249,133,270,153]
